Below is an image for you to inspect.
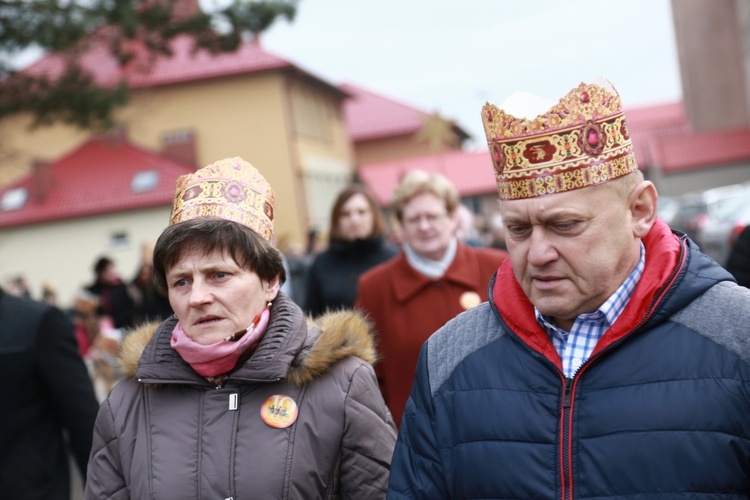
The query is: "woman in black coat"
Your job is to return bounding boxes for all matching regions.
[306,185,398,317]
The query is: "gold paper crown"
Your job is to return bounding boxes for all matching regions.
[170,157,275,242]
[481,81,638,200]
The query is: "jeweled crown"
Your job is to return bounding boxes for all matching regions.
[170,157,275,242]
[481,80,638,200]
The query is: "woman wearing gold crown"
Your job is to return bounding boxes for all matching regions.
[84,157,396,499]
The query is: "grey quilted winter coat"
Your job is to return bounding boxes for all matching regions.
[85,293,396,499]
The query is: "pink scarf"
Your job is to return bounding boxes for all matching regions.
[171,307,270,377]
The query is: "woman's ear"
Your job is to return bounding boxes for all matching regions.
[630,181,658,238]
[264,275,281,302]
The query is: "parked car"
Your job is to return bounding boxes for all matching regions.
[699,193,750,266]
[657,195,680,226]
[669,184,749,254]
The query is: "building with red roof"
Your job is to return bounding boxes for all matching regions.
[0,33,355,305]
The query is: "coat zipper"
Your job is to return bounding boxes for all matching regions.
[488,239,688,500]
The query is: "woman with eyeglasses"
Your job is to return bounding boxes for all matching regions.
[356,170,508,428]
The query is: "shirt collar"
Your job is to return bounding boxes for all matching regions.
[536,242,646,333]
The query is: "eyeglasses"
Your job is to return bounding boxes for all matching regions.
[403,212,449,228]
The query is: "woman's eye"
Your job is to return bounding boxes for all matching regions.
[215,272,228,279]
[174,279,188,287]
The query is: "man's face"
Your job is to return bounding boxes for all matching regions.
[400,192,457,261]
[166,247,279,345]
[500,184,640,331]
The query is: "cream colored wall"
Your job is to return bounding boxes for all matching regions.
[119,73,308,244]
[0,207,170,310]
[0,115,90,186]
[288,82,355,234]
[0,70,354,259]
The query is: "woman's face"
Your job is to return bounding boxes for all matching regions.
[166,246,279,345]
[400,192,457,260]
[338,193,375,241]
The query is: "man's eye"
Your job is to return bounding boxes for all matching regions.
[555,222,576,231]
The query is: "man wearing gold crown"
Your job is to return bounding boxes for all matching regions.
[387,79,750,498]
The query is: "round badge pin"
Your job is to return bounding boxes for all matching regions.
[459,291,481,310]
[261,394,299,428]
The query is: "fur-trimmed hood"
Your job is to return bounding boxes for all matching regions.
[118,293,378,387]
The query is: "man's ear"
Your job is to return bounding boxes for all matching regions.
[630,181,658,238]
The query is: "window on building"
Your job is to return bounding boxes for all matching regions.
[110,231,130,248]
[1,187,28,211]
[131,170,160,193]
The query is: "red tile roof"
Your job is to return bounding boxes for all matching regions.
[342,82,469,143]
[358,149,496,206]
[625,101,750,172]
[360,101,750,205]
[0,137,194,229]
[341,83,431,142]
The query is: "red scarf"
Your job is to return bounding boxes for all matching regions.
[171,306,270,377]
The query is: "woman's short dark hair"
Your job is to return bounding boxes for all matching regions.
[328,184,387,241]
[152,218,286,294]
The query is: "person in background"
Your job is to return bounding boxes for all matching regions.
[0,285,99,499]
[72,292,124,402]
[85,157,396,499]
[306,184,398,317]
[5,275,32,299]
[726,225,750,287]
[85,256,136,330]
[276,236,311,310]
[356,170,508,427]
[454,204,484,247]
[129,242,173,324]
[42,281,58,305]
[387,79,750,498]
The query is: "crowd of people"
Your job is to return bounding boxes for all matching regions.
[1,76,750,499]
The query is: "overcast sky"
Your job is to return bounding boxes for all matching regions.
[260,0,682,149]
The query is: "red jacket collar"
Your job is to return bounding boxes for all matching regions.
[393,243,489,303]
[491,219,686,369]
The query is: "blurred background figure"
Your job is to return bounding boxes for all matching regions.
[129,242,173,325]
[5,275,32,299]
[726,225,750,288]
[85,256,136,330]
[356,170,508,427]
[306,184,398,317]
[276,235,311,310]
[71,292,124,402]
[42,281,58,306]
[0,284,99,499]
[455,204,484,247]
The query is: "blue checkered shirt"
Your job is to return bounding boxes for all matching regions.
[536,243,646,378]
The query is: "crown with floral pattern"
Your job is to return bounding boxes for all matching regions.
[481,80,638,200]
[170,157,274,242]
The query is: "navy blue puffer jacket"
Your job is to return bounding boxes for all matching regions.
[388,220,750,499]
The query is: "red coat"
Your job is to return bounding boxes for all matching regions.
[356,243,507,426]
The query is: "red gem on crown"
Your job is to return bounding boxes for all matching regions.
[580,91,590,103]
[587,130,600,147]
